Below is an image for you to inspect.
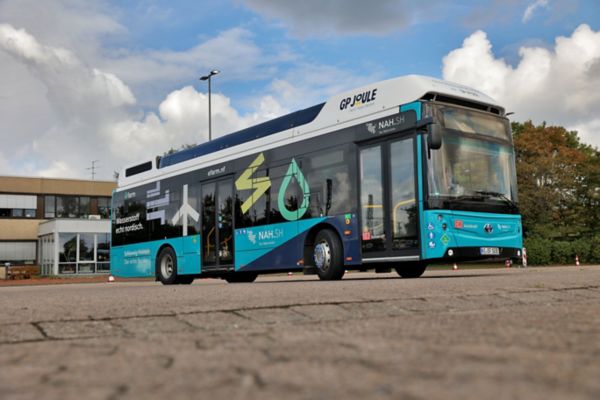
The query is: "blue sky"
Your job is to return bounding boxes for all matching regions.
[103,0,599,112]
[0,0,599,179]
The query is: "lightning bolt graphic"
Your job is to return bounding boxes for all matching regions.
[235,152,271,214]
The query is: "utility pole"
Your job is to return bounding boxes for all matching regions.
[87,160,100,180]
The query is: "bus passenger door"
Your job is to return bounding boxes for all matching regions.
[359,136,419,263]
[201,178,234,271]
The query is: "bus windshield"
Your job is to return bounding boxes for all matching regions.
[427,107,518,213]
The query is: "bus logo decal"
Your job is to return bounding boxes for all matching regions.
[339,88,377,111]
[235,153,272,214]
[278,158,310,221]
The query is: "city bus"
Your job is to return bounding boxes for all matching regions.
[111,75,522,284]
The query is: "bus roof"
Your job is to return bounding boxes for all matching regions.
[118,75,502,189]
[159,102,325,169]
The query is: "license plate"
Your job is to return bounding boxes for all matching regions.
[480,247,500,256]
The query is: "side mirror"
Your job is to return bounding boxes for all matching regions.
[428,123,442,150]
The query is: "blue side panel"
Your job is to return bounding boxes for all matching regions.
[326,213,361,265]
[235,214,362,272]
[421,210,522,259]
[400,101,422,121]
[160,103,325,168]
[181,235,201,275]
[239,234,306,272]
[235,218,325,270]
[111,236,201,278]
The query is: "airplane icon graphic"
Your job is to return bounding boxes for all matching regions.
[171,184,200,236]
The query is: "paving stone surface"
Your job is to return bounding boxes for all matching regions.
[1,266,600,400]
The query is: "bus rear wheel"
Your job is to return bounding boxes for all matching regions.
[394,262,427,278]
[224,272,258,283]
[157,247,178,285]
[313,229,345,281]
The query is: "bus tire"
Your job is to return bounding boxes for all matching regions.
[313,229,345,281]
[224,272,258,283]
[156,247,178,285]
[394,262,427,278]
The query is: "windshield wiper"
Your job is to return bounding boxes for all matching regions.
[473,190,519,211]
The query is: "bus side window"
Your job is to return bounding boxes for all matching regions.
[303,146,354,218]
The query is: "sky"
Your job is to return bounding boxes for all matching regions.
[0,0,599,180]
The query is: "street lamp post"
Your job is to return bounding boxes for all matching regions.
[199,69,220,141]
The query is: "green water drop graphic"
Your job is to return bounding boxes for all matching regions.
[278,158,310,221]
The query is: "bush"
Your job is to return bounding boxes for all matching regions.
[524,237,552,265]
[590,235,600,264]
[525,237,598,265]
[571,239,591,264]
[551,241,572,265]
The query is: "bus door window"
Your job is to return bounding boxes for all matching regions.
[217,181,233,264]
[201,183,216,266]
[359,145,385,253]
[390,139,418,250]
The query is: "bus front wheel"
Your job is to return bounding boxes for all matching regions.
[313,229,345,281]
[157,247,178,285]
[394,262,427,278]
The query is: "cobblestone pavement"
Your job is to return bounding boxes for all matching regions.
[1,266,600,400]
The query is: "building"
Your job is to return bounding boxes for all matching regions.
[0,176,116,275]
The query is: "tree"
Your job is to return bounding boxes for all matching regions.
[163,143,197,156]
[513,121,600,239]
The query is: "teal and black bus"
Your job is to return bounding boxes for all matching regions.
[111,75,522,284]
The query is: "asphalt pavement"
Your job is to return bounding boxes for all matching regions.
[1,266,600,400]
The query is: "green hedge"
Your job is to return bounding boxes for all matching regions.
[524,236,600,265]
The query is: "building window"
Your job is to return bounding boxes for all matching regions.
[79,233,95,261]
[58,233,77,274]
[0,194,37,218]
[97,197,110,219]
[45,195,56,218]
[44,195,111,220]
[0,241,37,264]
[80,197,90,218]
[57,196,79,218]
[0,208,37,218]
[97,233,110,272]
[58,233,77,263]
[39,234,55,276]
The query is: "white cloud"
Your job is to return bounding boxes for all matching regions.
[0,22,287,179]
[241,0,443,36]
[0,2,384,180]
[522,0,549,23]
[443,24,600,148]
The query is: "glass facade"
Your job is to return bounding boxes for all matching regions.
[39,234,55,275]
[42,232,111,275]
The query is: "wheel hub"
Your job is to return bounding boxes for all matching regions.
[161,255,174,278]
[314,241,331,270]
